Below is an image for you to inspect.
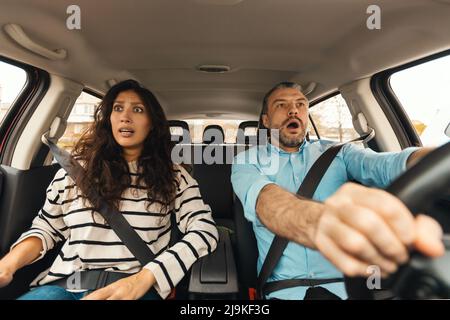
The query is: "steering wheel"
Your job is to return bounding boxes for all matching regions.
[345,141,450,299]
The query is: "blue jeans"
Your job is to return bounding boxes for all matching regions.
[17,285,162,300]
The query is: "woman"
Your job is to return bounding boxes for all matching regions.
[0,79,218,300]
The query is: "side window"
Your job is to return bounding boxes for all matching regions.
[58,91,101,151]
[0,61,27,124]
[390,54,450,147]
[309,94,360,142]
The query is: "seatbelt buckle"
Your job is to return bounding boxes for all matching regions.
[248,287,257,300]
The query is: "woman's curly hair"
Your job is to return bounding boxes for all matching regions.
[72,79,178,213]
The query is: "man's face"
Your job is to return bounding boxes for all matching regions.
[262,87,309,151]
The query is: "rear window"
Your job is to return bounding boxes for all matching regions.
[184,119,247,143]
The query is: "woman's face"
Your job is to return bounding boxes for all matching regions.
[110,90,152,160]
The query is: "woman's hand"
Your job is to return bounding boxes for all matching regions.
[0,236,43,288]
[82,269,156,300]
[0,261,15,288]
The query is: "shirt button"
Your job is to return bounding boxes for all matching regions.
[309,272,315,278]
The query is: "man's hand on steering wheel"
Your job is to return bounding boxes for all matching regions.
[314,182,445,278]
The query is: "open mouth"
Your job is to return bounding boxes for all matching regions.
[119,128,135,137]
[286,119,301,130]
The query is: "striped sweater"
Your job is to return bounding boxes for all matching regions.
[11,161,218,299]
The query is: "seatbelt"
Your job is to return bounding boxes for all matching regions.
[42,134,160,266]
[257,133,371,298]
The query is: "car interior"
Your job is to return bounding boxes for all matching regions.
[0,0,449,300]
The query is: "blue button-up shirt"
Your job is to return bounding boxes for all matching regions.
[231,139,418,300]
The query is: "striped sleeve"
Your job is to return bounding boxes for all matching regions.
[144,165,219,299]
[10,168,70,263]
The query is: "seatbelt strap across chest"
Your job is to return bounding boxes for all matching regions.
[42,133,158,266]
[257,134,370,298]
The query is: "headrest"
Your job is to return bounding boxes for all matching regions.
[168,120,190,144]
[203,124,224,144]
[239,121,258,131]
[237,121,258,144]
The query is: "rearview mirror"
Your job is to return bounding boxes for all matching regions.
[445,122,450,137]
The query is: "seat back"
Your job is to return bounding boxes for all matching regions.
[193,159,234,230]
[233,195,258,298]
[0,164,62,299]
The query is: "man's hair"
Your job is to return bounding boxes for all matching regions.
[259,81,303,129]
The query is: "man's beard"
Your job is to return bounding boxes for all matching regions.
[270,121,306,148]
[279,128,305,148]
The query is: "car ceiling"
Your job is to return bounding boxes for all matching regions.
[1,0,450,120]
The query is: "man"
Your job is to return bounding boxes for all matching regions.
[231,82,444,300]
